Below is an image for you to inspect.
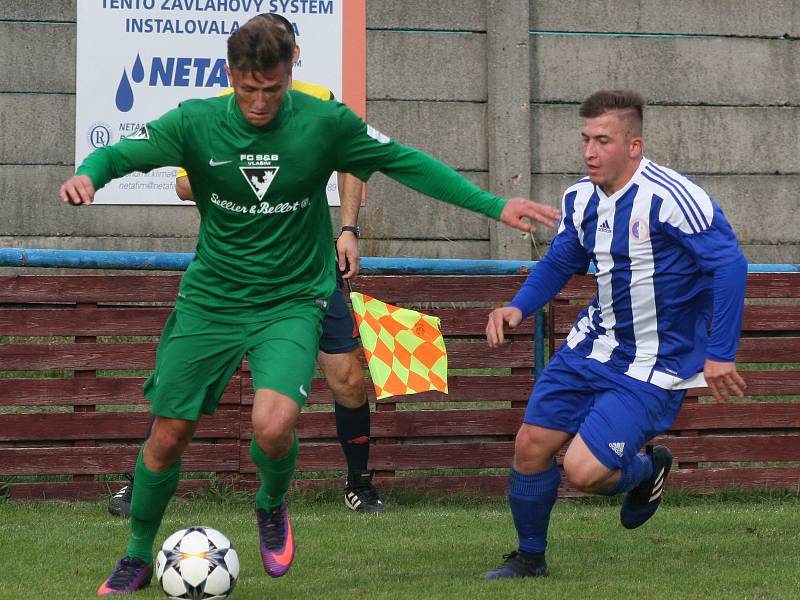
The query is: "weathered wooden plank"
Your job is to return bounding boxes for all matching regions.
[0,346,529,380]
[670,466,800,494]
[654,434,800,463]
[741,306,800,331]
[243,374,534,406]
[0,273,521,306]
[273,433,800,473]
[553,275,595,300]
[685,371,800,397]
[427,308,535,337]
[552,304,800,333]
[553,273,800,301]
[7,479,213,502]
[0,307,170,336]
[672,402,800,430]
[726,339,800,364]
[551,337,800,364]
[293,403,800,440]
[243,408,524,440]
[353,275,529,302]
[0,410,240,441]
[292,467,800,497]
[0,375,241,406]
[0,444,239,475]
[744,273,800,299]
[0,275,180,303]
[0,342,157,370]
[240,340,535,376]
[440,340,535,368]
[240,441,518,473]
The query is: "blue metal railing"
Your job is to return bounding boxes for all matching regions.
[2,248,798,274]
[2,248,799,379]
[0,248,543,274]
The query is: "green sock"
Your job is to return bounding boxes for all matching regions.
[250,434,298,511]
[126,448,181,563]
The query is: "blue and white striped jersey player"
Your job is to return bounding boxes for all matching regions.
[483,90,748,579]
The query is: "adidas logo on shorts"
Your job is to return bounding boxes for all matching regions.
[609,442,625,457]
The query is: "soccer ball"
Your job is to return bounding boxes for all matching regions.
[156,526,240,600]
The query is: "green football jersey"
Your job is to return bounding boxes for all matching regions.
[77,91,507,323]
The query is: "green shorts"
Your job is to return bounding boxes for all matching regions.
[143,304,325,420]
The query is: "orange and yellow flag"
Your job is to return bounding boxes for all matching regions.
[350,292,448,399]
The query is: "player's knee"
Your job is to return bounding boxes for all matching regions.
[513,426,553,469]
[252,416,294,457]
[147,426,191,465]
[563,455,609,493]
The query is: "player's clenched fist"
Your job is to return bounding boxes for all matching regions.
[59,174,96,206]
[486,306,524,348]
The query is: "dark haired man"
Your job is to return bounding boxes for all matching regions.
[483,90,747,579]
[59,14,560,596]
[109,12,384,521]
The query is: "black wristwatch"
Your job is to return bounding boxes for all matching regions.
[340,225,360,238]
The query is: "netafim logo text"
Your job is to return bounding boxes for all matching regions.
[116,53,228,112]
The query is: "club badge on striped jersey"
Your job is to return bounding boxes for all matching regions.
[630,217,650,242]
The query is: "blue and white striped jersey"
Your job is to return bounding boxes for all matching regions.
[510,158,747,390]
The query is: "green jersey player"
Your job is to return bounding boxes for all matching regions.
[59,14,560,597]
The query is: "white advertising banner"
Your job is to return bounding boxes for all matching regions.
[76,0,361,205]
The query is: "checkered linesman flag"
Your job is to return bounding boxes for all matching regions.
[349,292,448,399]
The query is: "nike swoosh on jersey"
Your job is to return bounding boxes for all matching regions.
[209,158,233,167]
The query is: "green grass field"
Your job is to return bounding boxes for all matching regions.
[1,490,799,600]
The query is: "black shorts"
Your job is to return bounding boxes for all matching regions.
[319,272,360,354]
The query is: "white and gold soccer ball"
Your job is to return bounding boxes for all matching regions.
[156,526,239,600]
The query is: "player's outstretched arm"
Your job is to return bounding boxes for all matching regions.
[59,175,96,206]
[703,359,747,402]
[500,197,560,232]
[486,306,523,348]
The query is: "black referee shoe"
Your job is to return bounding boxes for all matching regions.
[108,475,133,517]
[344,471,385,513]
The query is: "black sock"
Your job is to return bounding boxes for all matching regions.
[334,401,371,475]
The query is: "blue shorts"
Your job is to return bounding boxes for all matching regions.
[524,347,686,471]
[319,272,359,355]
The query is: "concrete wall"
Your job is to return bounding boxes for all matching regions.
[527,0,800,263]
[2,1,798,261]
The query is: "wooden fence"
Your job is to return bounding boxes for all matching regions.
[1,266,799,501]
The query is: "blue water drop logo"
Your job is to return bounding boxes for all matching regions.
[132,53,145,83]
[115,69,134,112]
